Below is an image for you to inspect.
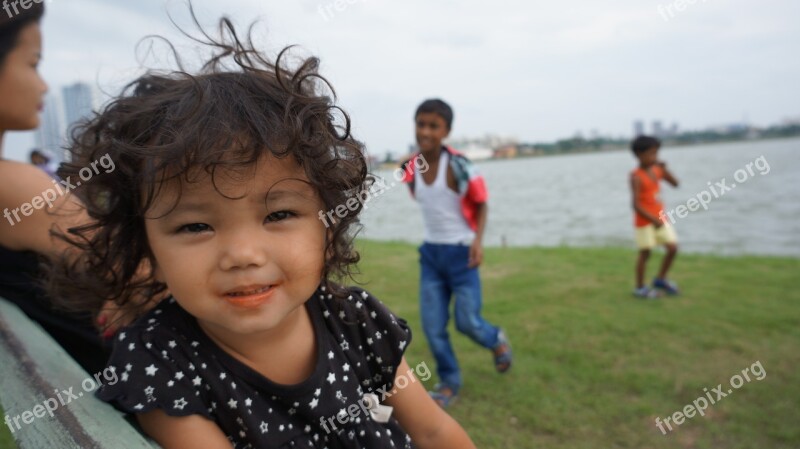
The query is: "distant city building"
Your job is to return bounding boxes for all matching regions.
[652,120,664,138]
[62,82,95,137]
[633,120,645,137]
[35,94,64,157]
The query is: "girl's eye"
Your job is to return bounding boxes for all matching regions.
[266,210,296,223]
[177,223,211,234]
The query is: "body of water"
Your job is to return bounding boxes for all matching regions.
[361,138,800,257]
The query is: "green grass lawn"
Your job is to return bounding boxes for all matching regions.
[2,240,798,449]
[352,240,800,449]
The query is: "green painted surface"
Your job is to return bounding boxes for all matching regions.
[0,299,159,449]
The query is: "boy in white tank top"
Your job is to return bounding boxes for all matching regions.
[400,99,512,408]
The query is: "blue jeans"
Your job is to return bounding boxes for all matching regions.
[419,242,500,391]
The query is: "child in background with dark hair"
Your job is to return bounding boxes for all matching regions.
[48,12,475,449]
[400,98,512,408]
[630,135,680,299]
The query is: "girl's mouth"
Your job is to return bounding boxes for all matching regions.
[222,284,276,309]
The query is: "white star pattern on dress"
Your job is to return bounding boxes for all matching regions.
[128,343,135,351]
[118,332,126,341]
[101,287,414,448]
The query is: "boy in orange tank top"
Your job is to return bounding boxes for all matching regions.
[629,136,680,299]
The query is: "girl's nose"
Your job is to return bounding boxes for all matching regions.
[218,233,269,271]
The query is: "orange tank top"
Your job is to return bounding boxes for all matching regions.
[632,165,664,227]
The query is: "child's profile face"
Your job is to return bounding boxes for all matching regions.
[415,112,450,154]
[637,146,659,167]
[144,154,327,340]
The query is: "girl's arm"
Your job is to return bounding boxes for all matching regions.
[137,409,233,449]
[0,160,87,256]
[385,358,477,449]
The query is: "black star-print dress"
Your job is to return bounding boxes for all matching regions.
[97,286,415,449]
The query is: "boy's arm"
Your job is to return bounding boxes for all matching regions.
[658,162,679,187]
[385,358,477,449]
[469,202,487,268]
[630,173,663,227]
[137,409,233,449]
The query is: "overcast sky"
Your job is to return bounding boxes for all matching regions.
[4,0,799,161]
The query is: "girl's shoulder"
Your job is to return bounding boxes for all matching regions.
[97,297,215,418]
[313,286,412,386]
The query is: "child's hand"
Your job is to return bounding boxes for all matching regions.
[468,240,483,268]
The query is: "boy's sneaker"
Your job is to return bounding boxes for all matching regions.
[429,383,459,408]
[633,286,660,299]
[653,278,680,296]
[493,329,512,373]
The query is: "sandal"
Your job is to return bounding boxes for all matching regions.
[653,278,680,296]
[494,329,513,373]
[633,286,661,299]
[429,384,459,408]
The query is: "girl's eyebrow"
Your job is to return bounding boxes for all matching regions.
[166,186,315,214]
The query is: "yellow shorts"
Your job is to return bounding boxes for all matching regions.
[635,223,678,250]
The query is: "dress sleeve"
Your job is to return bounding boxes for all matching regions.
[349,287,412,391]
[96,322,212,419]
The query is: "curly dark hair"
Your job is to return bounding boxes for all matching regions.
[45,10,372,317]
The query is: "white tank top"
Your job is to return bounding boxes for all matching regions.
[415,151,476,244]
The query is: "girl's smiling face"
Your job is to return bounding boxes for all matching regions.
[145,155,326,340]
